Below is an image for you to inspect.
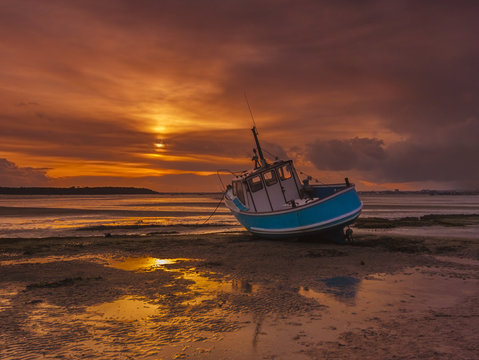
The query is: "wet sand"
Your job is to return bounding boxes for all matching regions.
[0,232,478,359]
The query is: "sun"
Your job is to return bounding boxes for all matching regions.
[155,140,165,150]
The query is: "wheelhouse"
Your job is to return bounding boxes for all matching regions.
[231,160,302,212]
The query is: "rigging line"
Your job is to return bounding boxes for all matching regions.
[216,170,226,191]
[201,192,225,225]
[244,91,257,129]
[217,168,247,192]
[262,148,279,161]
[244,90,258,158]
[298,169,324,184]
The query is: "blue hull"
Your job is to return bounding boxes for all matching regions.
[227,186,362,238]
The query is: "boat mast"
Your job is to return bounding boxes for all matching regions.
[251,126,267,168]
[244,92,267,168]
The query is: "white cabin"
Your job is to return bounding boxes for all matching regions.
[231,160,304,213]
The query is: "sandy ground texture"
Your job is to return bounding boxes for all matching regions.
[0,231,478,359]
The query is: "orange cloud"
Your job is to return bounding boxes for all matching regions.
[1,1,477,190]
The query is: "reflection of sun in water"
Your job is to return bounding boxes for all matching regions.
[86,296,160,321]
[155,259,175,266]
[109,257,188,272]
[108,257,259,308]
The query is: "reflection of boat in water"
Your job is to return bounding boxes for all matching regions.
[223,126,362,240]
[231,279,253,293]
[318,276,361,299]
[300,276,361,306]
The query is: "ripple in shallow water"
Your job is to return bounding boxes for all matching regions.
[1,255,477,359]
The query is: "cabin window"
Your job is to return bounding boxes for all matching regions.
[263,170,277,186]
[248,175,263,192]
[233,181,246,204]
[278,164,292,180]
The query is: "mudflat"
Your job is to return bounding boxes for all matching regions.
[0,232,478,359]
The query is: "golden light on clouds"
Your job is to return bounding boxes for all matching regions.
[47,161,172,178]
[0,1,477,191]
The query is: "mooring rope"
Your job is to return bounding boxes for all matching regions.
[201,192,226,225]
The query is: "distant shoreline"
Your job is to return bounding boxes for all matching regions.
[0,186,477,196]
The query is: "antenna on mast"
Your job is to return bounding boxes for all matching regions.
[244,92,267,168]
[244,92,257,128]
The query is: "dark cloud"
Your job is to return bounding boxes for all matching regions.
[166,130,252,158]
[380,117,479,187]
[0,158,50,186]
[261,142,289,162]
[0,0,478,189]
[146,130,288,171]
[307,116,479,188]
[307,137,386,171]
[0,112,155,162]
[166,130,287,156]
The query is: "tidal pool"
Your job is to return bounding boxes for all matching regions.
[1,255,477,359]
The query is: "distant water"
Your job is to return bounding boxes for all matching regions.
[358,194,479,239]
[0,194,235,238]
[360,194,479,218]
[0,193,478,239]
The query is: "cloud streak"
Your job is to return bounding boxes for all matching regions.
[0,0,478,190]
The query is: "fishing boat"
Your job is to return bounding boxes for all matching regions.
[223,126,362,241]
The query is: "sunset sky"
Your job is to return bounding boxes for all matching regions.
[1,0,478,192]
